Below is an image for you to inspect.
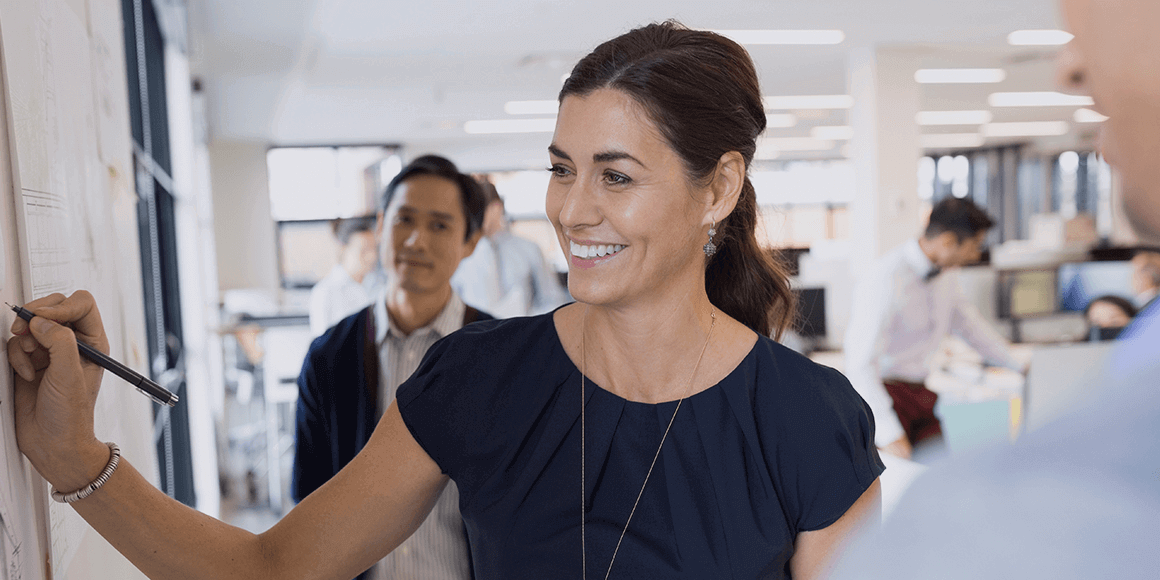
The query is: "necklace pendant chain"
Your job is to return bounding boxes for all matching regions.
[581,308,718,579]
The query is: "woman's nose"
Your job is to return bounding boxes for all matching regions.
[555,179,600,230]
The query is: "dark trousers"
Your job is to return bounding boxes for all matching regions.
[883,379,944,447]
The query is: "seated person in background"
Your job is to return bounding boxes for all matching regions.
[309,215,379,337]
[1084,294,1137,340]
[451,180,569,318]
[1131,250,1160,310]
[845,197,1024,463]
[293,155,492,580]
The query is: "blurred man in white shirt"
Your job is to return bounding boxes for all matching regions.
[832,2,1160,577]
[844,197,1022,461]
[452,181,569,318]
[309,216,378,337]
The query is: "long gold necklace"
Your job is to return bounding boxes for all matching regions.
[581,307,717,580]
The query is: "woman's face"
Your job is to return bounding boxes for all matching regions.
[545,89,710,308]
[341,230,378,281]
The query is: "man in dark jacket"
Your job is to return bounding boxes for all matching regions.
[293,155,491,580]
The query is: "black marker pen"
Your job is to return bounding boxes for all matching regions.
[7,302,178,407]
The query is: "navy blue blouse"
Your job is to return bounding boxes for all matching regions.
[397,313,884,579]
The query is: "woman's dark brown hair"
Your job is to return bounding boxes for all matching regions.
[559,21,795,338]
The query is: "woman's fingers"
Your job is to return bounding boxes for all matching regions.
[26,317,83,371]
[7,336,36,381]
[26,291,106,351]
[9,292,67,337]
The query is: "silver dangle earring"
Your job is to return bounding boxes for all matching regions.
[703,222,718,257]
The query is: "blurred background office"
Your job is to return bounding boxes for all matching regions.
[55,0,1158,543]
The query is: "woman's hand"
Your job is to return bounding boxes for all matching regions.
[8,290,113,489]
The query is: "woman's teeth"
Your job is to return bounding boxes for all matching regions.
[570,241,626,259]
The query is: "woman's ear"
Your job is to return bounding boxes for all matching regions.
[706,151,745,225]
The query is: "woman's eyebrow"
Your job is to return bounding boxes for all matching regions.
[592,150,647,169]
[547,144,570,160]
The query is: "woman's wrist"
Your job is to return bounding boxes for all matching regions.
[46,438,113,493]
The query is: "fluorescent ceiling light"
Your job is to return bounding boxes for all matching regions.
[982,121,1070,137]
[988,91,1094,107]
[763,95,854,110]
[505,100,558,115]
[916,110,993,125]
[914,68,1006,84]
[1074,108,1108,123]
[1008,29,1074,46]
[756,137,835,159]
[464,118,557,134]
[921,133,986,149]
[713,29,844,45]
[811,126,854,140]
[765,113,797,128]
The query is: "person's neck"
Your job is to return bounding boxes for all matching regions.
[342,261,366,284]
[580,279,719,403]
[386,283,452,336]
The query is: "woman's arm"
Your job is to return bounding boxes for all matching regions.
[789,478,882,580]
[10,291,445,580]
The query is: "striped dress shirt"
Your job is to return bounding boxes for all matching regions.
[370,291,471,580]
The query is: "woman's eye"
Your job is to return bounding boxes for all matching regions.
[547,164,572,178]
[603,171,631,186]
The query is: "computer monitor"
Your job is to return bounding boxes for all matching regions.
[998,269,1057,319]
[1057,260,1134,312]
[794,287,827,339]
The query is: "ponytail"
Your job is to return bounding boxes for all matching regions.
[705,177,795,339]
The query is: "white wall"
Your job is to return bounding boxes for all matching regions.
[209,141,280,294]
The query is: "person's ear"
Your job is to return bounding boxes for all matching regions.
[375,211,386,241]
[461,229,483,261]
[704,151,745,226]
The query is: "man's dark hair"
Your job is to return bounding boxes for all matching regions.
[380,154,487,240]
[924,197,995,242]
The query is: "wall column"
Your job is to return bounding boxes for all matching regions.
[847,47,923,277]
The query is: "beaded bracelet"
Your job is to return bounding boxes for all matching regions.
[51,442,121,504]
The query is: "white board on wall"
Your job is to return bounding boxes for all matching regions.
[0,0,156,578]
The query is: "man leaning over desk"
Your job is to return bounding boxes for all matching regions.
[844,197,1023,462]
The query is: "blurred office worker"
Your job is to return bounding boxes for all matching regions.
[834,0,1160,577]
[309,216,379,337]
[1083,294,1136,339]
[451,181,569,318]
[293,155,491,580]
[844,198,1022,461]
[1130,250,1160,309]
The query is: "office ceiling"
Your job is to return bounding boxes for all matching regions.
[188,0,1083,171]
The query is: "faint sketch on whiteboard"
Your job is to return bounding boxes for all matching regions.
[0,390,30,580]
[1,511,24,580]
[21,190,73,296]
[3,0,103,299]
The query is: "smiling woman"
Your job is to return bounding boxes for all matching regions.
[7,20,882,580]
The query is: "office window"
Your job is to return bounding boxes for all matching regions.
[267,146,401,221]
[123,0,193,505]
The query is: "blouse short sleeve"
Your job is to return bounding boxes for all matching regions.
[755,342,885,532]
